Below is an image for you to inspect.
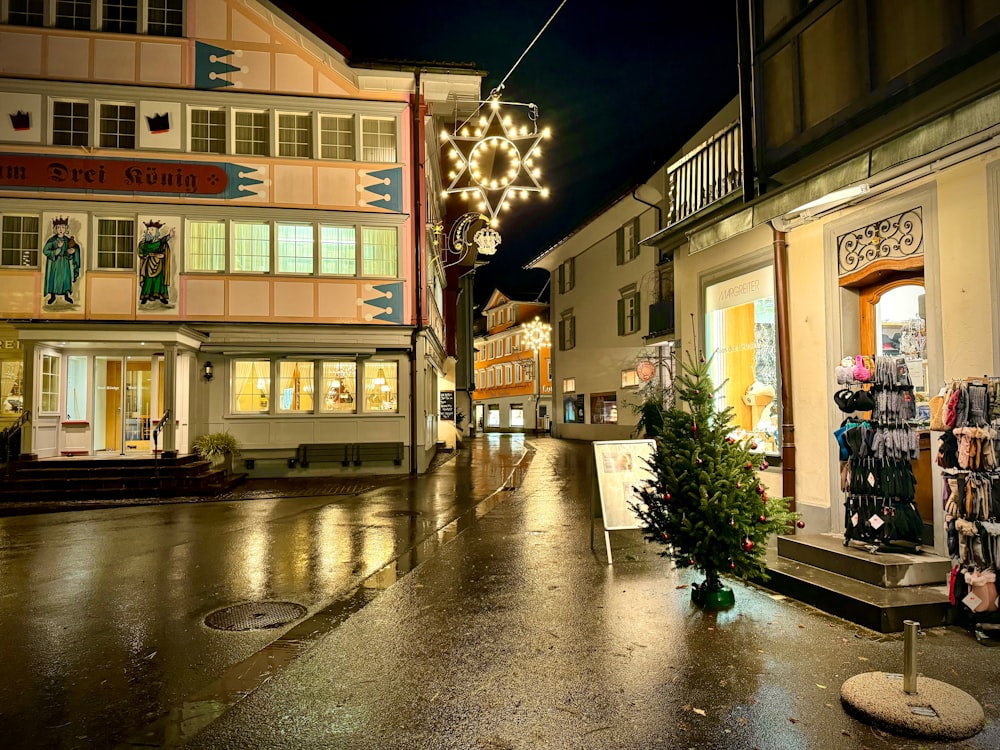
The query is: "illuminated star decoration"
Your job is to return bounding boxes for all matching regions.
[441,98,551,226]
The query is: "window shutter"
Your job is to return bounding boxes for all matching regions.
[616,229,624,265]
[569,258,575,288]
[558,319,565,350]
[632,218,640,257]
[635,291,642,331]
[617,299,625,336]
[558,264,565,292]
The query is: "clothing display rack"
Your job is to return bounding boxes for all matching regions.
[833,355,924,552]
[935,377,1000,641]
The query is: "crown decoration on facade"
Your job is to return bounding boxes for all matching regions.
[143,220,165,229]
[52,216,69,227]
[9,111,30,131]
[145,112,170,133]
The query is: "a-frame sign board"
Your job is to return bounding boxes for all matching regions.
[591,439,657,564]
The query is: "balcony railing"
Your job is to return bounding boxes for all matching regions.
[666,120,742,227]
[647,299,675,337]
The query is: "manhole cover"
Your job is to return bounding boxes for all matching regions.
[375,509,422,518]
[205,601,306,631]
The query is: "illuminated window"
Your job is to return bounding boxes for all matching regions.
[320,225,355,275]
[621,368,640,388]
[234,110,269,156]
[1,359,25,416]
[362,227,397,277]
[277,360,313,413]
[363,361,398,413]
[705,265,779,455]
[186,220,225,271]
[66,356,87,420]
[510,404,524,427]
[190,108,226,154]
[277,113,312,158]
[487,405,500,427]
[320,115,354,159]
[590,392,617,424]
[562,377,575,392]
[276,223,313,274]
[232,359,271,414]
[320,361,356,413]
[233,221,270,273]
[360,117,396,162]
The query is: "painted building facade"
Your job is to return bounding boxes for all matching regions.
[0,0,481,474]
[471,290,551,433]
[525,184,669,442]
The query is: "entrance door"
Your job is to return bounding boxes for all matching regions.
[94,356,160,454]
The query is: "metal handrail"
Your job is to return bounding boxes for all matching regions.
[1,410,30,466]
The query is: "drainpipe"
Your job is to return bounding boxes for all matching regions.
[409,71,424,475]
[772,227,796,518]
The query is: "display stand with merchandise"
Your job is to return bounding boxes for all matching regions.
[833,355,924,552]
[934,377,1000,641]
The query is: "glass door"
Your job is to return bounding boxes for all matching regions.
[94,356,157,454]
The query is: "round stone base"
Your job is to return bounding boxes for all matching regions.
[841,671,984,741]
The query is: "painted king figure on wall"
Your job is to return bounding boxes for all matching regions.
[138,220,174,305]
[42,216,81,305]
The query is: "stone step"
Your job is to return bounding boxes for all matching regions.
[760,543,951,633]
[777,533,952,588]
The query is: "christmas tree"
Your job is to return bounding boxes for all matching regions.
[631,351,799,608]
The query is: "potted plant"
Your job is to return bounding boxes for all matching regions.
[193,432,241,475]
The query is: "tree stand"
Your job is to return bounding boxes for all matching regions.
[691,575,735,609]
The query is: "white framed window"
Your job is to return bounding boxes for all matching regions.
[320,225,356,275]
[39,353,60,414]
[321,360,356,413]
[362,227,397,276]
[185,220,225,271]
[510,404,524,427]
[622,368,640,388]
[55,0,93,30]
[360,117,397,162]
[562,377,575,392]
[190,108,226,154]
[233,221,270,273]
[514,362,522,383]
[103,0,138,33]
[52,100,90,147]
[504,363,512,384]
[505,337,512,354]
[487,369,494,387]
[277,360,314,413]
[9,0,45,24]
[234,110,269,156]
[487,405,500,427]
[277,112,312,158]
[320,115,354,159]
[363,361,398,413]
[98,102,136,149]
[96,217,135,270]
[618,290,640,335]
[276,223,314,274]
[146,0,183,36]
[232,359,271,414]
[1,215,40,267]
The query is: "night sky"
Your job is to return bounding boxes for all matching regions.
[276,1,739,306]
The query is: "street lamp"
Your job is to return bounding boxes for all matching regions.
[521,316,551,434]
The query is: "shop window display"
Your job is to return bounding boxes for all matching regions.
[1,360,23,415]
[705,266,779,455]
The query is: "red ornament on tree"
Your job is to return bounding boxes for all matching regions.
[726,437,736,444]
[665,492,671,500]
[729,517,736,527]
[742,538,755,552]
[759,515,767,523]
[797,520,806,529]
[745,461,752,469]
[730,561,736,570]
[736,482,742,490]
[751,442,758,450]
[761,460,769,470]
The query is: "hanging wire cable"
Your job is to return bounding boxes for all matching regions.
[493,0,568,96]
[455,0,568,130]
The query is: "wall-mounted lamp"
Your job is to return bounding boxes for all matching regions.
[203,361,214,381]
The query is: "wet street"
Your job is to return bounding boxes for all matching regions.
[1,435,999,749]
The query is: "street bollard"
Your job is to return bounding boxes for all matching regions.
[903,619,919,694]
